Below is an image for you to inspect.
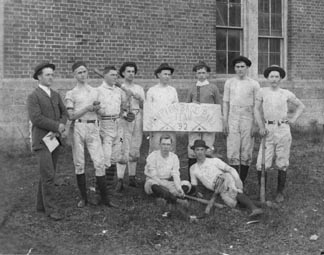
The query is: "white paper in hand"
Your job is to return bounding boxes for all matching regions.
[42,132,59,153]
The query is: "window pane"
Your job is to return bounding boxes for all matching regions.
[228,51,240,74]
[216,51,227,73]
[216,28,227,50]
[270,53,280,65]
[271,0,281,14]
[258,53,269,74]
[216,0,227,3]
[259,13,270,35]
[259,38,268,53]
[230,0,241,4]
[259,0,269,13]
[270,38,280,53]
[229,3,241,27]
[216,3,228,26]
[271,13,282,36]
[228,29,240,51]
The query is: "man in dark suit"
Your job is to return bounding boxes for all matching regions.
[27,62,68,221]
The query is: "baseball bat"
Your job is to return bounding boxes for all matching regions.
[260,137,266,203]
[93,68,104,78]
[185,195,224,209]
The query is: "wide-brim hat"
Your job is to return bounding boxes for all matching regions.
[190,140,210,150]
[192,61,211,72]
[33,62,55,80]
[119,61,138,78]
[263,65,286,79]
[232,56,252,67]
[154,63,174,77]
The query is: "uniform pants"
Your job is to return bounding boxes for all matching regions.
[227,106,254,166]
[72,122,105,176]
[117,112,143,178]
[100,119,122,168]
[256,123,291,171]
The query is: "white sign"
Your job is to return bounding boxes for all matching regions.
[143,102,223,132]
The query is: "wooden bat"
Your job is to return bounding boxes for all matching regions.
[204,192,218,214]
[184,195,224,209]
[93,68,104,78]
[260,137,266,203]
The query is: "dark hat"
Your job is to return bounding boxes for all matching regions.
[192,61,211,72]
[72,61,87,72]
[33,62,55,80]
[103,65,117,75]
[263,65,286,79]
[232,56,252,67]
[119,62,138,78]
[154,63,174,78]
[190,140,209,150]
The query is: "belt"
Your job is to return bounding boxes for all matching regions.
[101,115,120,120]
[76,119,97,123]
[265,120,289,125]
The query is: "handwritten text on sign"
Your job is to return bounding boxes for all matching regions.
[143,103,223,132]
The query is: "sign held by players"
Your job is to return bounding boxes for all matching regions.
[143,102,223,132]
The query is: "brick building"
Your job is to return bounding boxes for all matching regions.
[0,0,323,150]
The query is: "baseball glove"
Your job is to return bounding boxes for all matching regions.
[125,112,136,122]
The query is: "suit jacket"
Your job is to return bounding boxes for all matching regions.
[27,87,68,151]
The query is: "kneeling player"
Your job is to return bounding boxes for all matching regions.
[189,140,263,217]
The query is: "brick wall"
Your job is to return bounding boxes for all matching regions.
[3,0,216,79]
[288,0,324,79]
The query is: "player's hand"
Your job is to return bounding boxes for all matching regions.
[223,120,229,136]
[250,124,259,137]
[58,123,65,134]
[92,101,101,112]
[178,188,185,198]
[86,104,95,112]
[259,127,268,137]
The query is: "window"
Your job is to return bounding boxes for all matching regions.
[258,0,284,74]
[216,0,242,74]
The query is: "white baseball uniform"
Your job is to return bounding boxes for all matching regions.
[65,84,105,176]
[190,158,243,208]
[223,77,260,166]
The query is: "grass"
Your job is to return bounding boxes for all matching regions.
[0,131,324,255]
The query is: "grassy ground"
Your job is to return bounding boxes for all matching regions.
[0,131,324,255]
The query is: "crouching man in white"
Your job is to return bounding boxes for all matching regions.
[189,140,263,217]
[144,134,190,217]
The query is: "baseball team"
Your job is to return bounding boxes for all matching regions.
[27,56,305,221]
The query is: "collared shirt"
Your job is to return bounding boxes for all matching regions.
[223,77,260,107]
[97,81,126,116]
[38,84,51,97]
[145,150,180,181]
[256,87,298,121]
[122,83,145,110]
[196,80,209,87]
[146,83,178,114]
[65,84,99,120]
[187,80,221,104]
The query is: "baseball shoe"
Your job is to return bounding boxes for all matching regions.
[77,199,87,208]
[249,208,264,217]
[129,176,138,187]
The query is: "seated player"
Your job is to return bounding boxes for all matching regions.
[189,140,263,217]
[144,134,190,217]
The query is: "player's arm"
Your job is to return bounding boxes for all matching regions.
[222,81,230,135]
[254,96,267,136]
[221,162,243,191]
[144,153,163,185]
[171,156,184,196]
[65,93,98,121]
[288,97,305,124]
